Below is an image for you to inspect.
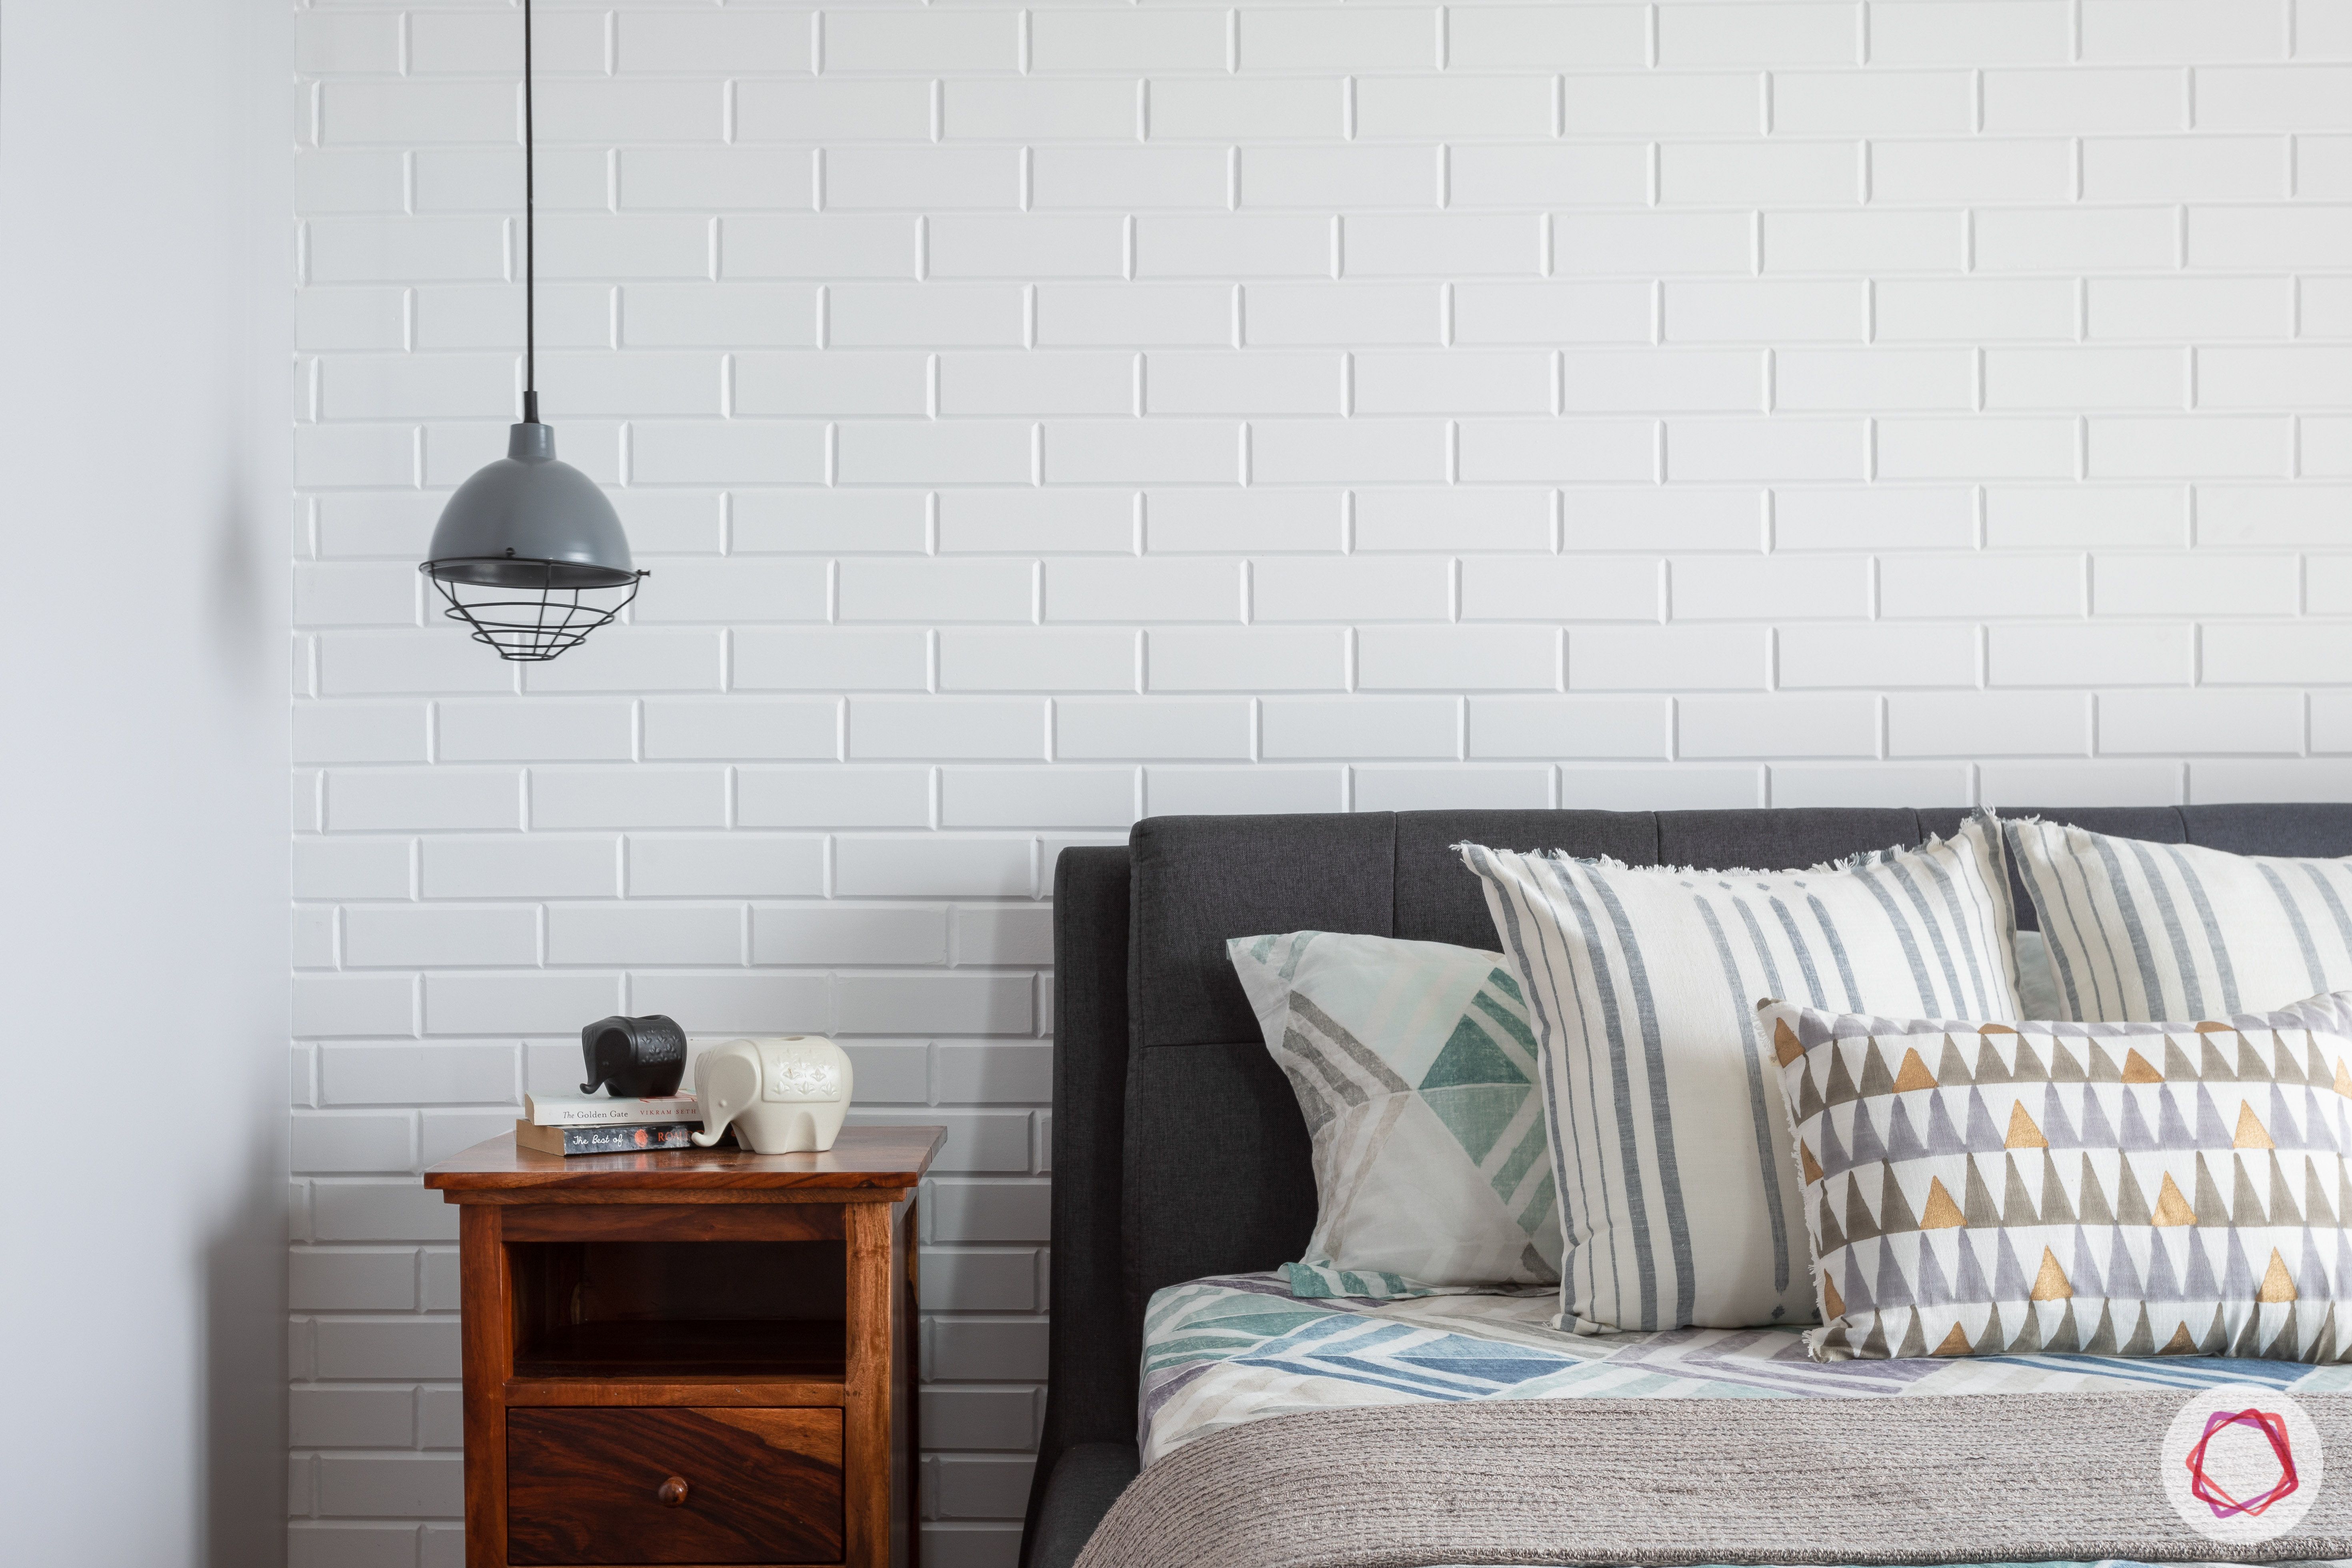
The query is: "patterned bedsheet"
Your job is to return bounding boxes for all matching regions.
[1141,1271,2352,1469]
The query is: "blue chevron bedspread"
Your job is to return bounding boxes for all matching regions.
[1140,1270,2352,1469]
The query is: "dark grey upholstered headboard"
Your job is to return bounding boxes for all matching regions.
[1022,801,2352,1563]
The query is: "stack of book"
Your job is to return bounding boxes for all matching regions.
[515,1091,705,1156]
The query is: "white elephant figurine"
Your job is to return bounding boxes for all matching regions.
[690,1036,854,1154]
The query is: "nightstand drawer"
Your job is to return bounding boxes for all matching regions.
[506,1407,845,1566]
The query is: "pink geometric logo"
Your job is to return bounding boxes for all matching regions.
[2163,1384,2320,1544]
[2186,1408,2300,1520]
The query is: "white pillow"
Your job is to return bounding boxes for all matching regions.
[1228,930,1560,1298]
[2006,816,2352,1021]
[1459,812,2023,1333]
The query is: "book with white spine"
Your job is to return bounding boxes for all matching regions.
[524,1091,700,1128]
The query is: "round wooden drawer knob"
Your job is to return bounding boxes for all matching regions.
[658,1476,690,1508]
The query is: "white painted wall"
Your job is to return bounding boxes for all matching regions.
[0,1,291,1564]
[289,3,2352,1564]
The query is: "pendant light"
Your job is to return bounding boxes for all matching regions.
[419,0,645,661]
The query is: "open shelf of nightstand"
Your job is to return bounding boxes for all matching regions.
[512,1318,849,1383]
[507,1236,852,1389]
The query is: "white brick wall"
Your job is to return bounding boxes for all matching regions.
[290,4,2352,1564]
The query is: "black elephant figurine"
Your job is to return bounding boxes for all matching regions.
[579,1014,688,1098]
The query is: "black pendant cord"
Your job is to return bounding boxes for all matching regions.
[522,0,539,425]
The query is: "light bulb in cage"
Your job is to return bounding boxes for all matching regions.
[420,420,647,662]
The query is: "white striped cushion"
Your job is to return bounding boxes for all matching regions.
[1459,812,2023,1333]
[2006,816,2352,1022]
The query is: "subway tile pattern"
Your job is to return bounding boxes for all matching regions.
[292,4,2352,1564]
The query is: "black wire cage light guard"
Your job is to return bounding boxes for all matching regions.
[422,552,644,663]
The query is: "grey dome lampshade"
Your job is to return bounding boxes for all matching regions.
[417,0,644,663]
[421,416,646,661]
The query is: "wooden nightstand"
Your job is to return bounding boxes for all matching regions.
[426,1126,945,1568]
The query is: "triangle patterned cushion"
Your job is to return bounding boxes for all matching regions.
[1229,931,1560,1298]
[1763,990,2352,1365]
[1460,812,2022,1334]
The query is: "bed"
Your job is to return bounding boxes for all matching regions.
[1021,805,2352,1568]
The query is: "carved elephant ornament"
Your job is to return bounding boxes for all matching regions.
[689,1036,854,1154]
[578,1014,689,1098]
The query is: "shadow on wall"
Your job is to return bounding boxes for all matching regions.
[207,440,294,1565]
[207,468,268,674]
[215,377,296,1556]
[208,1131,292,1568]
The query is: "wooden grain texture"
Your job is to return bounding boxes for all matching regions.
[505,1406,844,1566]
[504,1378,848,1409]
[447,1128,937,1566]
[499,1204,844,1243]
[843,1200,892,1568]
[460,1204,513,1568]
[446,1189,907,1208]
[894,1198,918,1568]
[425,1127,944,1194]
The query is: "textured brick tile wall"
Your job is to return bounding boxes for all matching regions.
[289,2,2352,1562]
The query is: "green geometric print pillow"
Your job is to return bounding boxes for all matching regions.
[1228,931,1561,1298]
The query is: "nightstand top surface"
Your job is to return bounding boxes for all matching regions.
[424,1124,947,1192]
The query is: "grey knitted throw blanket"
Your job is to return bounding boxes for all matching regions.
[1072,1395,2352,1568]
